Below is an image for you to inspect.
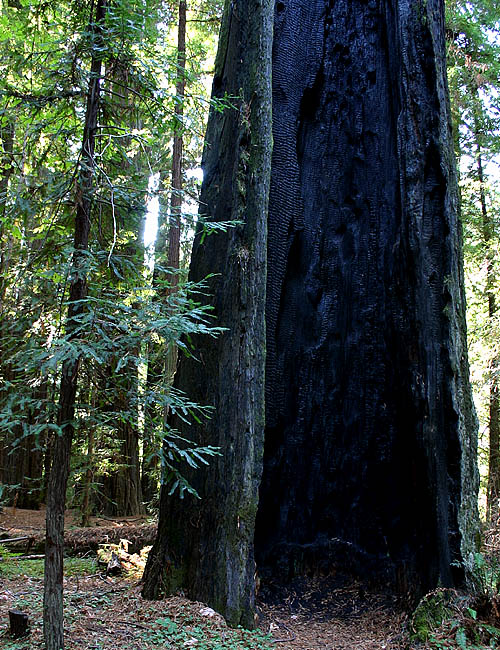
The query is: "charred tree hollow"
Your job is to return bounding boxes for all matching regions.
[255,0,478,596]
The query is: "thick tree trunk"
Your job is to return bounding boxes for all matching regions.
[43,1,105,647]
[143,0,478,627]
[141,0,274,628]
[255,0,478,594]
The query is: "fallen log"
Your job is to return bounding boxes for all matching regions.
[4,524,156,555]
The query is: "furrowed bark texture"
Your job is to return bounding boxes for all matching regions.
[255,0,478,593]
[141,0,273,628]
[43,0,105,646]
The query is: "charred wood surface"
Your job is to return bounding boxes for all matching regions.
[144,0,478,628]
[255,0,478,595]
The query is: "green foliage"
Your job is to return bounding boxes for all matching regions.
[142,616,273,650]
[411,589,458,643]
[466,551,500,602]
[410,588,500,649]
[0,550,96,579]
[0,0,226,511]
[446,0,500,515]
[410,565,500,649]
[0,255,226,499]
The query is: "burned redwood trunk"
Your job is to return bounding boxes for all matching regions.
[255,0,478,593]
[141,0,273,628]
[143,0,478,629]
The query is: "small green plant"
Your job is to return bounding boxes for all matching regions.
[0,639,31,650]
[0,543,19,559]
[0,553,96,579]
[410,588,458,642]
[467,552,500,600]
[410,583,500,649]
[141,616,274,649]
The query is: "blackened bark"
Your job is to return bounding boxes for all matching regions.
[141,0,274,628]
[143,0,478,628]
[43,1,105,647]
[255,0,478,594]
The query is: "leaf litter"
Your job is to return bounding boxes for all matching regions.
[1,507,413,649]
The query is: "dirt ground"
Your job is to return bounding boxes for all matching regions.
[0,507,409,649]
[257,574,408,649]
[0,505,151,532]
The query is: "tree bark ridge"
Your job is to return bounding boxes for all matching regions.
[142,0,274,628]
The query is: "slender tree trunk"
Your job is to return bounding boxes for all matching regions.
[164,0,187,390]
[81,381,95,527]
[16,376,48,509]
[141,340,161,504]
[43,1,105,647]
[104,356,144,516]
[477,143,500,522]
[95,55,147,517]
[141,2,187,505]
[0,117,14,306]
[167,0,186,282]
[0,118,15,495]
[81,425,94,527]
[142,0,273,628]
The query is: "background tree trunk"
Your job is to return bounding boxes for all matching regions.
[163,0,187,389]
[103,356,144,517]
[477,138,500,522]
[43,0,105,646]
[166,0,186,286]
[142,0,274,628]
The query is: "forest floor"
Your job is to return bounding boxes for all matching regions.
[0,506,480,649]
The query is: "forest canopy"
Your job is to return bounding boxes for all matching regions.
[0,0,500,647]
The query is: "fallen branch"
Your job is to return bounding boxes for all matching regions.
[0,536,30,544]
[271,622,297,643]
